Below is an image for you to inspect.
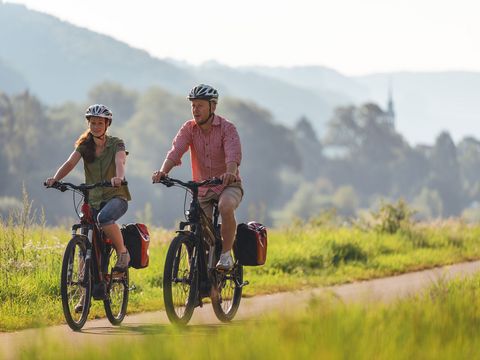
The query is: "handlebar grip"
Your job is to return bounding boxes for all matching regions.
[101,180,128,187]
[210,177,222,185]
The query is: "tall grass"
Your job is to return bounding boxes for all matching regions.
[14,274,480,359]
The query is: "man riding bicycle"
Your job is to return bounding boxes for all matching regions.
[152,84,243,271]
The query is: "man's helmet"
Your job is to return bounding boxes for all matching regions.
[85,104,113,124]
[187,84,219,103]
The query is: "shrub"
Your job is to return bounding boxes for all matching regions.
[371,199,416,234]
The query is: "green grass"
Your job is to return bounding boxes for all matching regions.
[13,273,480,359]
[2,219,480,331]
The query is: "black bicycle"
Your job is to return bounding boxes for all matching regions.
[45,180,129,331]
[158,176,248,325]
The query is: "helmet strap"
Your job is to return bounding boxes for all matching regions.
[92,133,106,140]
[207,101,216,122]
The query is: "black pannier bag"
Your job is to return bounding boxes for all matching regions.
[233,222,267,266]
[121,223,150,269]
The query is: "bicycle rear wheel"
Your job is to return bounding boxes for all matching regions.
[163,234,198,325]
[211,262,243,322]
[60,235,92,331]
[104,249,129,325]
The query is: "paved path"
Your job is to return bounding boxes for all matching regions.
[2,260,480,359]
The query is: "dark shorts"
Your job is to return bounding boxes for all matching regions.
[94,197,128,226]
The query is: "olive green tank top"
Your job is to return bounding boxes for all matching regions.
[75,136,132,209]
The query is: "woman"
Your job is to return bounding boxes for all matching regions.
[45,104,131,272]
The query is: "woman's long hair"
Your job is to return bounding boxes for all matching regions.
[75,129,95,163]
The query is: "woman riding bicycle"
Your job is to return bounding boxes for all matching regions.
[45,104,131,272]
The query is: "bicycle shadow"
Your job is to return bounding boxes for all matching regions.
[81,319,250,336]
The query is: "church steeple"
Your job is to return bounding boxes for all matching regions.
[385,78,395,128]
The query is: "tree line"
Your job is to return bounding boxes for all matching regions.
[1,82,479,227]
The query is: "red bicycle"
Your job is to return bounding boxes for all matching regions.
[45,180,129,331]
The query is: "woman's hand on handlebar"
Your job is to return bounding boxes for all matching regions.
[110,176,125,187]
[45,177,58,187]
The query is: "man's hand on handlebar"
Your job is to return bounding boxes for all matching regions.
[220,172,237,186]
[152,170,168,183]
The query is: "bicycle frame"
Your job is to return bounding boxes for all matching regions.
[176,182,221,298]
[71,191,113,297]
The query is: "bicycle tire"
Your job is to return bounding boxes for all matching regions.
[60,235,92,331]
[211,263,243,322]
[163,234,198,325]
[104,250,129,325]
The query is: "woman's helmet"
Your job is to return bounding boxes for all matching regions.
[187,84,219,103]
[85,104,113,124]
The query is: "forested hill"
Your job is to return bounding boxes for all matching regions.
[0,58,28,94]
[0,3,339,133]
[1,3,479,143]
[0,3,196,103]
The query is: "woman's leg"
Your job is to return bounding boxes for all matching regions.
[97,198,129,270]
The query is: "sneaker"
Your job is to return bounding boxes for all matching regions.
[74,294,85,313]
[113,250,130,272]
[216,252,233,271]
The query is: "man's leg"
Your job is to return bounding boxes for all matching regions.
[218,187,243,252]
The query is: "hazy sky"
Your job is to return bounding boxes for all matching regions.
[5,0,480,76]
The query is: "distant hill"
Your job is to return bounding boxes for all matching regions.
[1,3,479,144]
[185,62,341,133]
[244,65,367,103]
[240,65,480,144]
[0,58,28,94]
[0,3,196,104]
[0,3,347,134]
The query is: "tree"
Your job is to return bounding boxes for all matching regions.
[457,137,480,199]
[323,103,409,197]
[428,131,464,216]
[88,82,138,125]
[293,116,324,179]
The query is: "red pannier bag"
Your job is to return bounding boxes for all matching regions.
[121,223,150,269]
[233,221,267,266]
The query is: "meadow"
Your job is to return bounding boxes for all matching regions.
[15,273,480,359]
[2,200,480,332]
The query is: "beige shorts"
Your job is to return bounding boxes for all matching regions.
[199,185,244,219]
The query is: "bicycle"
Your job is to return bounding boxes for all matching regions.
[158,176,248,325]
[45,180,129,331]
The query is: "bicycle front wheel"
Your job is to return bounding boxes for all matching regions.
[163,234,198,325]
[60,235,92,331]
[104,250,129,325]
[211,263,243,322]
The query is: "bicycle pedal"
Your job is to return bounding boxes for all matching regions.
[239,281,249,288]
[194,298,203,308]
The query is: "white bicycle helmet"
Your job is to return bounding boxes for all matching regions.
[85,104,113,123]
[187,84,219,103]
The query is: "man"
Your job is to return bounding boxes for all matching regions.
[152,84,243,270]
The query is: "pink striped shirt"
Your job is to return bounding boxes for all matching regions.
[166,115,242,196]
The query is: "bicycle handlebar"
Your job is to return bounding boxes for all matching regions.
[44,180,128,192]
[157,176,222,190]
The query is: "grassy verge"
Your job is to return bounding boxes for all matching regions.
[2,219,480,331]
[15,273,480,359]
